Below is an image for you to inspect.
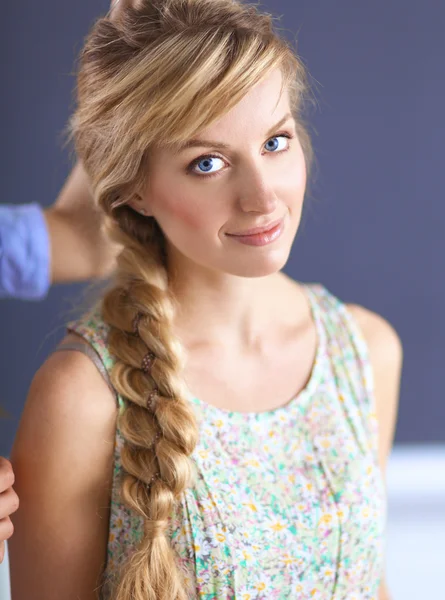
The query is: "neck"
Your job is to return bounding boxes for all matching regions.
[168,251,293,350]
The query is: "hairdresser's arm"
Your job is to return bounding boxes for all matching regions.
[0,164,118,301]
[38,0,133,286]
[8,348,118,600]
[0,203,51,299]
[347,305,403,600]
[44,161,118,284]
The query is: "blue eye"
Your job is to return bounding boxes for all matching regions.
[187,133,292,178]
[191,156,226,175]
[198,158,215,172]
[264,135,290,153]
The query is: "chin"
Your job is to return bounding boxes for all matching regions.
[224,248,291,278]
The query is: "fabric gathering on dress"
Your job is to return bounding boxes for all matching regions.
[58,283,387,600]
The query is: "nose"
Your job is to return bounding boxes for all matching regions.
[237,164,278,215]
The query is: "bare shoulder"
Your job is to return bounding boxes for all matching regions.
[346,304,403,473]
[9,338,118,599]
[21,334,117,433]
[346,303,403,364]
[12,334,118,494]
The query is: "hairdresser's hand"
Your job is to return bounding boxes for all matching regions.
[0,457,19,563]
[110,0,137,18]
[110,0,122,14]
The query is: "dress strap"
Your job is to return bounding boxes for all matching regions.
[51,303,121,408]
[55,339,117,401]
[303,283,379,459]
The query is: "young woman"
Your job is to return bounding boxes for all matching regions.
[9,0,401,598]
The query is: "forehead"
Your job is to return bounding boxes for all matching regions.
[199,68,290,142]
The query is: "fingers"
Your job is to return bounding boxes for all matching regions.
[0,459,19,526]
[0,515,14,545]
[0,486,19,522]
[0,459,17,564]
[0,457,14,494]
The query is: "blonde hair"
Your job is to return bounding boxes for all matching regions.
[72,1,312,598]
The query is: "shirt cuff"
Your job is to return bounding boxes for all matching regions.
[0,203,51,300]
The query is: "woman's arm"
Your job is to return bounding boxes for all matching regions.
[347,304,403,600]
[9,347,118,600]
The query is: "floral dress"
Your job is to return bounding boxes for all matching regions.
[61,283,386,600]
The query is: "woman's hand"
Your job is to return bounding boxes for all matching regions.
[0,457,19,563]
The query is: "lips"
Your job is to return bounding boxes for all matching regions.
[225,217,285,247]
[226,218,284,237]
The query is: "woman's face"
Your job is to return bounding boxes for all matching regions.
[140,68,307,278]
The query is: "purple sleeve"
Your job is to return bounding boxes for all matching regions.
[0,203,50,300]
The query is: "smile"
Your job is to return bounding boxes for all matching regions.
[226,217,285,247]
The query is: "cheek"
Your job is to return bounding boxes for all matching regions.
[153,190,218,236]
[279,161,307,204]
[288,148,307,199]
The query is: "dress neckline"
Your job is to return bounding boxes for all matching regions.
[187,282,327,424]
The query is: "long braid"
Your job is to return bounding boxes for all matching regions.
[101,210,198,599]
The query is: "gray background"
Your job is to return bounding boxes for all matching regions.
[0,0,443,456]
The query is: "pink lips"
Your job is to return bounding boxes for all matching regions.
[226,218,285,247]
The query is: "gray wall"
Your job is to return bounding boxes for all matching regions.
[1,0,443,455]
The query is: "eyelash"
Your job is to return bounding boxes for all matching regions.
[187,131,295,179]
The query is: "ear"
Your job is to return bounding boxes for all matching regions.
[128,193,153,217]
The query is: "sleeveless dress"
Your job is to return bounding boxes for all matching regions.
[58,283,386,600]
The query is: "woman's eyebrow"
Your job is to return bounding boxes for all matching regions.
[174,113,294,154]
[177,138,230,153]
[265,113,293,138]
